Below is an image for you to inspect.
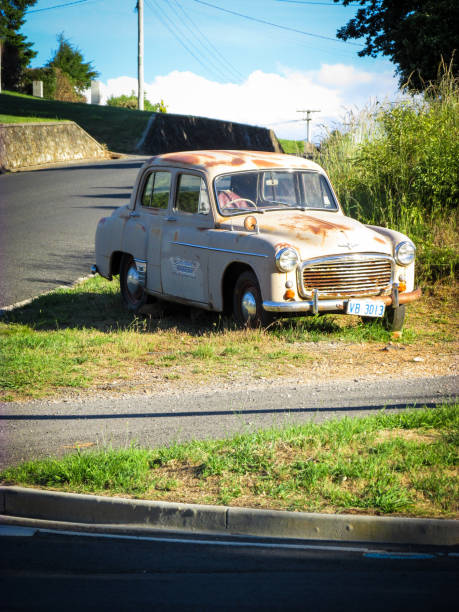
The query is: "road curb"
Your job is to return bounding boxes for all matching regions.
[1,486,457,545]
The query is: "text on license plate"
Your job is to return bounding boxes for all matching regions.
[347,299,385,317]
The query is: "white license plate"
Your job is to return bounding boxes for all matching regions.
[347,299,385,318]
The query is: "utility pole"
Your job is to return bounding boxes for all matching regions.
[297,109,320,143]
[138,0,144,110]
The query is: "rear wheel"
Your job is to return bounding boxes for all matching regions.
[233,271,274,328]
[120,254,148,312]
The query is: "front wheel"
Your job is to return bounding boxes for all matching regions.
[233,271,273,328]
[361,304,406,331]
[383,304,406,331]
[120,254,148,312]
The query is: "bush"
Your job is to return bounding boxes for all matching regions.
[107,91,167,113]
[316,64,459,282]
[54,68,86,103]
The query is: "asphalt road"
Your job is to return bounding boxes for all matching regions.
[0,157,148,309]
[1,526,457,611]
[1,375,457,469]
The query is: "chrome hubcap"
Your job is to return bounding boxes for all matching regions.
[126,264,141,296]
[241,290,257,320]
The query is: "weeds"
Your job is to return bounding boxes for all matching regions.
[315,65,459,283]
[3,273,434,400]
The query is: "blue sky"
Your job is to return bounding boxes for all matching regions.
[22,0,400,140]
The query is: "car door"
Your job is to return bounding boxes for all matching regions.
[123,169,172,293]
[161,172,213,304]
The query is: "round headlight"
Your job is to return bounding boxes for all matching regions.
[276,247,299,272]
[395,241,416,266]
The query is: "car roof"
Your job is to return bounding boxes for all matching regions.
[147,150,322,176]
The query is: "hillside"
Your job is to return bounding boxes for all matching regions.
[0,91,152,153]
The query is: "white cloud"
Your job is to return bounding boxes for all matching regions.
[316,64,374,87]
[86,64,398,142]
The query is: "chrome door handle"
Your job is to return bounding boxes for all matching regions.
[166,217,177,222]
[129,211,140,217]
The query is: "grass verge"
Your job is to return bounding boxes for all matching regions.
[279,139,305,156]
[0,91,152,152]
[1,405,457,518]
[1,275,457,401]
[0,114,68,123]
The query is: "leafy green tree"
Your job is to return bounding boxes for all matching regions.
[22,66,56,98]
[334,0,459,90]
[47,33,98,95]
[107,91,167,112]
[0,0,37,90]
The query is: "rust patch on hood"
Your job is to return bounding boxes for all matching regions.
[277,215,351,239]
[374,236,387,245]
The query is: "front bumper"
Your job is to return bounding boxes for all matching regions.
[263,288,422,314]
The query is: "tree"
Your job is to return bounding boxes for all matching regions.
[107,91,167,113]
[334,1,459,90]
[0,0,37,90]
[47,33,98,95]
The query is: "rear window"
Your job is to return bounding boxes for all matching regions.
[141,171,171,209]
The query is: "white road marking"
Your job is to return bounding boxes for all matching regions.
[0,525,37,537]
[1,525,453,559]
[26,527,443,557]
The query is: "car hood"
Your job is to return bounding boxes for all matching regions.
[252,210,393,259]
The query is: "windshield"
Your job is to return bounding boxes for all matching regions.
[215,170,338,215]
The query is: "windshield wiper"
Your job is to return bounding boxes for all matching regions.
[222,209,265,216]
[262,203,306,212]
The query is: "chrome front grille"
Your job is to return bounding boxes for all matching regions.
[298,254,393,298]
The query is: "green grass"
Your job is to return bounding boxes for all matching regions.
[0,274,429,401]
[0,114,67,123]
[279,139,305,155]
[2,405,457,517]
[0,90,152,152]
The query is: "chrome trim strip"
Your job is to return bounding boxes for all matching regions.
[313,289,319,315]
[392,283,399,309]
[169,241,269,258]
[263,299,347,313]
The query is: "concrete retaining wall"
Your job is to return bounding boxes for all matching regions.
[0,121,109,171]
[136,113,283,155]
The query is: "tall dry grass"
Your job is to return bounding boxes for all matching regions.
[316,64,458,282]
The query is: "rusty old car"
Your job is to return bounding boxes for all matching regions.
[93,150,421,330]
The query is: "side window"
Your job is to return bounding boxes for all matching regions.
[141,171,171,209]
[176,174,210,215]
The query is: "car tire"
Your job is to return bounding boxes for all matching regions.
[233,271,273,328]
[361,303,406,331]
[120,254,148,312]
[383,304,406,331]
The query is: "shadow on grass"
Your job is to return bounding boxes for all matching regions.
[1,283,352,339]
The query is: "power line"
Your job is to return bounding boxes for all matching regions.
[28,0,93,13]
[189,0,362,47]
[146,0,223,81]
[275,1,338,6]
[170,0,244,83]
[164,0,242,83]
